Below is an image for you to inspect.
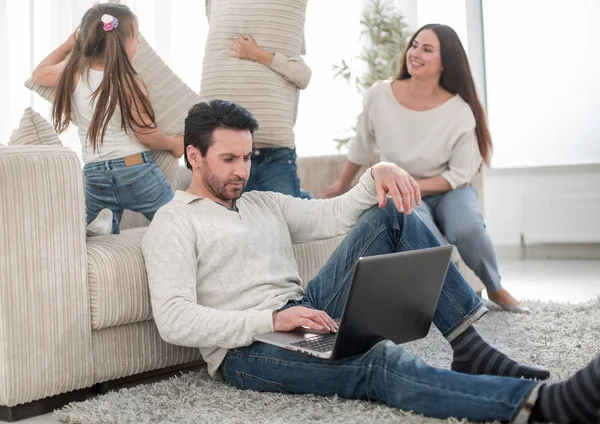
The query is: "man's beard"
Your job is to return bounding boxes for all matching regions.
[200,163,246,202]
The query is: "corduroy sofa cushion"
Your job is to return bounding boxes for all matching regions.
[8,108,62,147]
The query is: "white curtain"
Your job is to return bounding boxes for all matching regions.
[295,0,362,157]
[1,0,362,158]
[1,1,32,143]
[0,0,207,151]
[0,0,9,141]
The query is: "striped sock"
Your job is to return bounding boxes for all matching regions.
[531,354,600,423]
[450,326,550,380]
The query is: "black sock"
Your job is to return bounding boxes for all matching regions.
[530,354,600,424]
[450,326,550,380]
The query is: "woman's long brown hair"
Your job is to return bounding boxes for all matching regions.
[396,24,492,165]
[52,3,156,152]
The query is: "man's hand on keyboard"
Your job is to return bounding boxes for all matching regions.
[273,306,338,333]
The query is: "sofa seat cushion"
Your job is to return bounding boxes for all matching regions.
[87,228,153,330]
[293,235,345,289]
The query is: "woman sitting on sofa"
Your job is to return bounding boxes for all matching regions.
[323,24,524,312]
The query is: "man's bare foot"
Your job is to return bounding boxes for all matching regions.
[488,288,529,313]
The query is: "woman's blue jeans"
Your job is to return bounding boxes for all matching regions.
[415,184,502,293]
[221,203,538,423]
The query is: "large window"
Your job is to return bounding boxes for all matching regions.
[483,0,600,168]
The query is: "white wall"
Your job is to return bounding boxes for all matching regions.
[295,1,362,157]
[483,165,600,247]
[480,0,600,253]
[483,0,600,168]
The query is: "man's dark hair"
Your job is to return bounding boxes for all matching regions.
[183,99,259,169]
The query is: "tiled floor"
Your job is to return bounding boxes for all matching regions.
[11,259,600,424]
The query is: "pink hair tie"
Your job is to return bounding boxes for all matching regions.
[101,14,119,32]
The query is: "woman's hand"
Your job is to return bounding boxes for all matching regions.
[371,162,421,213]
[321,181,348,198]
[230,34,262,62]
[230,34,274,67]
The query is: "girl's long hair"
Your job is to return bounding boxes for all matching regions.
[52,3,156,151]
[396,24,492,165]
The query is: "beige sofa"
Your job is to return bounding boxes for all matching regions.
[0,146,484,421]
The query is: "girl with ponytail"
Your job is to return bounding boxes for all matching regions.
[32,3,183,235]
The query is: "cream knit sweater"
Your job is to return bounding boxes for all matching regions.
[142,170,379,377]
[348,81,482,189]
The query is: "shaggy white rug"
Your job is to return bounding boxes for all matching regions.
[55,300,600,424]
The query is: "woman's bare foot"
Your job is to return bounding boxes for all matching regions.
[488,288,529,313]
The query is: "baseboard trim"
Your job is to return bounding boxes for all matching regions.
[0,389,88,422]
[495,243,600,260]
[95,360,206,394]
[0,360,206,422]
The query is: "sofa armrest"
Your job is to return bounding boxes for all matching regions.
[0,146,93,407]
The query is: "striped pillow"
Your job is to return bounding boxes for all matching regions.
[201,0,308,148]
[8,108,62,146]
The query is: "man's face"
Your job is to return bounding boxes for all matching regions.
[198,128,253,202]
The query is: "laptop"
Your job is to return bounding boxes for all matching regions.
[254,245,453,360]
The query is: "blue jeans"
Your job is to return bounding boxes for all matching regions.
[244,147,312,199]
[415,184,502,293]
[83,151,174,234]
[221,203,538,422]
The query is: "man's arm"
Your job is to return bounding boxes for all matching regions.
[269,163,421,244]
[230,34,311,89]
[142,209,274,349]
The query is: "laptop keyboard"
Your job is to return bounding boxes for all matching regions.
[290,333,336,352]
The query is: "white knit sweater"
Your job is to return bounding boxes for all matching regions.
[142,170,379,377]
[348,81,482,189]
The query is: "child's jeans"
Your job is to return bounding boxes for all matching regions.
[83,151,174,234]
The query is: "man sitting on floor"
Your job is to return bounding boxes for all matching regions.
[142,99,600,424]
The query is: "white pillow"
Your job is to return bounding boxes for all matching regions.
[201,0,308,148]
[8,108,62,146]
